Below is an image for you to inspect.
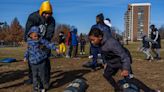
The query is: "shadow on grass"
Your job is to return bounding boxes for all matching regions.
[0,69,28,84]
[49,69,91,90]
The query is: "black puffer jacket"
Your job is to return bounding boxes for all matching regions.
[24,11,55,42]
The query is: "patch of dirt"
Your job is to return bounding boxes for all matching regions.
[0,57,164,92]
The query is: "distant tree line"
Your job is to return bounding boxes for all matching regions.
[0,17,24,46]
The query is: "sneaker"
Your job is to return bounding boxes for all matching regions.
[80,52,82,55]
[66,55,70,58]
[33,87,39,92]
[88,55,93,59]
[156,57,161,60]
[82,52,85,55]
[41,89,46,92]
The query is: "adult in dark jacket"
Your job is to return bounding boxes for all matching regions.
[88,28,159,92]
[24,1,55,86]
[150,24,161,60]
[89,13,112,69]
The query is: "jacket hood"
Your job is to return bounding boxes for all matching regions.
[96,13,104,22]
[28,26,40,37]
[70,26,77,34]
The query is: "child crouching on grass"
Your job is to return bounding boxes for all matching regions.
[138,34,154,61]
[88,27,160,92]
[24,26,59,92]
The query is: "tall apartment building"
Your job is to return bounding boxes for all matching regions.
[124,3,151,41]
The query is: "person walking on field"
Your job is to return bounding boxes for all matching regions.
[150,24,161,60]
[65,31,72,58]
[24,1,56,87]
[79,33,86,55]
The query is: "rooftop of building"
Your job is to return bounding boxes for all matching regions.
[129,3,151,6]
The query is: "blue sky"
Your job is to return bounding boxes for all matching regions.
[0,0,164,34]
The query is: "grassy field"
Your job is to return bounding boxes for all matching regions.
[0,41,163,92]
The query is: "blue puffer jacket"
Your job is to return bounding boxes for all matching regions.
[24,26,56,65]
[71,28,78,46]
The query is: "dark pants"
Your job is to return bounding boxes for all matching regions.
[90,44,100,67]
[80,45,85,53]
[103,64,154,92]
[31,61,48,90]
[27,61,33,81]
[45,58,51,84]
[27,58,51,87]
[72,45,78,57]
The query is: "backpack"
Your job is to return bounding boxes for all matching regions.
[117,79,140,92]
[64,79,88,92]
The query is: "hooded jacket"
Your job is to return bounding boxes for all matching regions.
[24,26,56,65]
[24,11,55,42]
[71,28,78,46]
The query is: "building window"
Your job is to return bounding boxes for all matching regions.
[137,6,145,39]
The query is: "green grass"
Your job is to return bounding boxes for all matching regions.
[0,40,163,60]
[0,47,26,60]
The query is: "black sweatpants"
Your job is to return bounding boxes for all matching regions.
[80,45,85,53]
[103,64,154,92]
[27,58,51,85]
[31,61,48,90]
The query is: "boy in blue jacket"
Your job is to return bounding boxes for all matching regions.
[71,27,78,58]
[24,26,59,92]
[88,27,159,92]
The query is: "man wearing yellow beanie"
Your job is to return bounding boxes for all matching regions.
[24,1,55,90]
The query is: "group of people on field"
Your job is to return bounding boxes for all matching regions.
[139,24,161,61]
[23,1,161,92]
[58,28,86,59]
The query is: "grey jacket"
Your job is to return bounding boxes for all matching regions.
[100,36,131,71]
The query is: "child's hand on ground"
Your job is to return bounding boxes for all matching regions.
[121,70,129,77]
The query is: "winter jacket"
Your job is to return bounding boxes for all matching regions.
[24,11,55,42]
[66,32,72,46]
[71,29,78,46]
[150,28,161,49]
[142,36,150,48]
[24,27,56,65]
[100,36,131,71]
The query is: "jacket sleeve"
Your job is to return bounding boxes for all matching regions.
[40,39,56,50]
[108,39,131,70]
